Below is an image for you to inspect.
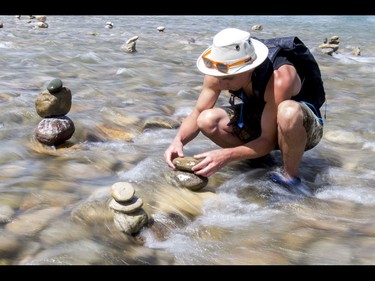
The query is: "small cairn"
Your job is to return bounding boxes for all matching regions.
[251,24,263,31]
[319,35,361,57]
[351,46,361,56]
[164,157,208,191]
[121,36,139,53]
[34,78,75,146]
[105,21,114,29]
[319,35,340,56]
[109,182,148,235]
[35,15,48,28]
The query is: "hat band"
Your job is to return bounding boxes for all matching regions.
[202,49,254,74]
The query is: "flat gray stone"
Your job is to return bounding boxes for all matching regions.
[111,182,135,203]
[109,196,143,214]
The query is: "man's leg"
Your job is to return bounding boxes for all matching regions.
[197,107,244,148]
[277,100,307,180]
[271,100,323,196]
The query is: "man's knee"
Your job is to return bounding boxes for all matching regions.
[197,109,216,131]
[277,100,303,122]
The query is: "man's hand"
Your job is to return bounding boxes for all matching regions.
[192,149,229,177]
[164,140,184,169]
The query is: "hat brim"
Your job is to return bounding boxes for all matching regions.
[196,38,269,77]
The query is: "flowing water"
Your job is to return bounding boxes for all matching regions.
[0,15,374,265]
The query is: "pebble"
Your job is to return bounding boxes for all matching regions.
[47,78,63,94]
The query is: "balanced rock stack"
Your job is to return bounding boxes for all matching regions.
[105,21,114,29]
[319,35,340,56]
[164,157,208,191]
[109,182,148,235]
[121,36,139,53]
[35,15,48,28]
[34,78,75,146]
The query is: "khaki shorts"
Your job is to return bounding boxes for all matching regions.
[224,101,323,151]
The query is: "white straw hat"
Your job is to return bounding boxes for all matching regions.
[196,28,269,77]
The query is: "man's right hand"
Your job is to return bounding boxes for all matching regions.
[164,140,184,169]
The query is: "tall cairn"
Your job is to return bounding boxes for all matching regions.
[109,182,149,235]
[34,78,75,146]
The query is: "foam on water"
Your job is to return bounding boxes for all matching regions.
[316,185,375,205]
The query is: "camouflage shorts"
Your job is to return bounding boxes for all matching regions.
[300,101,324,151]
[224,101,323,151]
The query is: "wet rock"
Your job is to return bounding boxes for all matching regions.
[172,156,201,172]
[113,209,148,234]
[105,21,114,29]
[164,170,208,191]
[111,182,135,203]
[109,197,143,214]
[35,88,72,118]
[319,43,339,52]
[328,35,340,44]
[34,116,75,146]
[71,200,113,226]
[251,24,263,31]
[47,78,63,94]
[121,36,139,53]
[37,22,48,28]
[142,116,181,130]
[146,213,190,241]
[95,123,135,142]
[0,205,15,224]
[35,15,47,22]
[0,230,21,257]
[5,206,64,237]
[352,46,361,56]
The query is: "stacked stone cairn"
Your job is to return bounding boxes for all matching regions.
[105,21,114,29]
[319,35,340,56]
[109,182,149,235]
[35,15,48,28]
[251,24,263,31]
[164,157,208,191]
[34,78,75,146]
[121,36,139,53]
[318,35,360,56]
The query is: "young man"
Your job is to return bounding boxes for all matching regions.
[164,28,325,196]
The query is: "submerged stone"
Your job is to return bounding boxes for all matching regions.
[164,170,208,191]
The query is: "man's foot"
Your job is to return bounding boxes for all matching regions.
[269,171,313,197]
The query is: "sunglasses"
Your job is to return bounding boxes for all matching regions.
[202,49,254,73]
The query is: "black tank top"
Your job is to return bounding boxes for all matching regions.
[231,36,326,120]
